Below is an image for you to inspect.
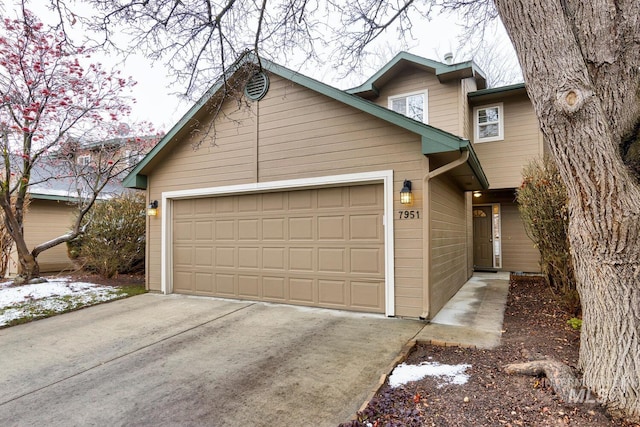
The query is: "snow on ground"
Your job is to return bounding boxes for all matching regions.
[389,361,472,388]
[0,277,121,327]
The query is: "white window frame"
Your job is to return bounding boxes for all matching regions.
[474,103,504,143]
[77,154,91,166]
[388,90,428,124]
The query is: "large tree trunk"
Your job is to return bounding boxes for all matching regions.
[494,0,640,421]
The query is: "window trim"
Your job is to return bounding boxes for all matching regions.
[388,90,428,124]
[77,154,91,166]
[474,103,504,143]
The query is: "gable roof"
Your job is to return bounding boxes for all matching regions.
[123,53,489,190]
[347,51,487,98]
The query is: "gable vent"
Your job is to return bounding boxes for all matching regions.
[244,72,270,101]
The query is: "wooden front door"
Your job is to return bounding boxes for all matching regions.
[473,206,493,268]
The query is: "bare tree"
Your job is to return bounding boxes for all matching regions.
[33,0,640,420]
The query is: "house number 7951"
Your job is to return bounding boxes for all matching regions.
[398,210,420,219]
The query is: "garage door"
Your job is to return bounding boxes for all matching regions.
[172,184,385,312]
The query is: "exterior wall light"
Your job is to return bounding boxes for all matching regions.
[147,200,158,217]
[473,191,482,198]
[400,180,413,205]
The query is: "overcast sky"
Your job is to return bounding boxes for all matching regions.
[7,1,519,133]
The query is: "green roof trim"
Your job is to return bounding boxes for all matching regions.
[468,83,526,97]
[347,51,487,95]
[124,53,488,190]
[30,193,79,203]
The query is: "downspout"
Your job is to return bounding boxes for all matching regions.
[421,148,470,320]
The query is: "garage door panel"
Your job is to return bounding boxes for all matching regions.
[318,279,347,306]
[194,247,213,267]
[318,216,345,240]
[289,278,315,303]
[194,221,213,241]
[215,274,235,295]
[289,247,314,271]
[174,221,193,241]
[318,248,346,273]
[350,281,383,309]
[238,247,259,268]
[351,248,382,274]
[350,215,381,240]
[238,275,259,298]
[195,272,214,293]
[173,184,385,313]
[215,247,235,268]
[174,246,193,267]
[238,219,259,240]
[174,271,193,292]
[263,218,285,240]
[350,185,380,207]
[263,277,286,300]
[289,217,313,240]
[215,220,235,240]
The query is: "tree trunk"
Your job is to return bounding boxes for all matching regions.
[494,0,640,421]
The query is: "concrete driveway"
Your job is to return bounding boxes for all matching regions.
[0,294,424,426]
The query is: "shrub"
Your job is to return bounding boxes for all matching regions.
[73,192,146,278]
[516,156,579,314]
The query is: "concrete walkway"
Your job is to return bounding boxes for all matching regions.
[415,272,511,349]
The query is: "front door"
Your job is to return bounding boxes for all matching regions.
[473,206,493,268]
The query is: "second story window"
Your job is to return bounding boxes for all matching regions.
[77,154,91,166]
[474,103,504,143]
[388,91,428,123]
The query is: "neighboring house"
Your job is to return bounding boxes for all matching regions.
[6,136,157,276]
[124,52,542,319]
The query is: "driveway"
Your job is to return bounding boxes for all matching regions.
[0,294,424,426]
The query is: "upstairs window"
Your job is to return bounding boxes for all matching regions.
[474,103,504,143]
[388,91,428,123]
[77,154,91,166]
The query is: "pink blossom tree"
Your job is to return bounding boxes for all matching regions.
[0,9,155,281]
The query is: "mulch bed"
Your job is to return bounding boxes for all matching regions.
[340,275,639,427]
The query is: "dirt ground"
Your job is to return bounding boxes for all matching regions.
[340,275,640,427]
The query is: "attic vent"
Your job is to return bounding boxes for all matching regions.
[244,72,269,101]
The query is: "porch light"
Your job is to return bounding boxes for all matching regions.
[473,191,482,198]
[400,180,413,205]
[147,200,158,217]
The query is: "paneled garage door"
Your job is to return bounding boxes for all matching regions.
[172,184,385,312]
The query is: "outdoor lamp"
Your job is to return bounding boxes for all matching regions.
[147,200,158,217]
[400,180,413,205]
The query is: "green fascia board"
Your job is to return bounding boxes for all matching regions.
[468,83,526,98]
[460,141,490,190]
[30,192,80,203]
[346,51,486,95]
[124,53,475,189]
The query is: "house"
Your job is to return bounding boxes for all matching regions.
[124,52,542,319]
[6,136,158,276]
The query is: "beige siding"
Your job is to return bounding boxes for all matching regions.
[429,176,468,318]
[371,67,461,135]
[147,73,431,317]
[473,95,543,188]
[501,202,541,272]
[9,199,75,274]
[460,78,477,139]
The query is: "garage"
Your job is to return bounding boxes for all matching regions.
[171,184,385,313]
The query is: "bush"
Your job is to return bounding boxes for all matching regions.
[516,156,579,314]
[72,192,146,278]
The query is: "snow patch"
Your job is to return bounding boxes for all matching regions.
[389,361,471,388]
[0,277,121,327]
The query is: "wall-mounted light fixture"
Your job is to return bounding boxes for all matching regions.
[400,180,413,205]
[473,191,482,198]
[147,200,158,217]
